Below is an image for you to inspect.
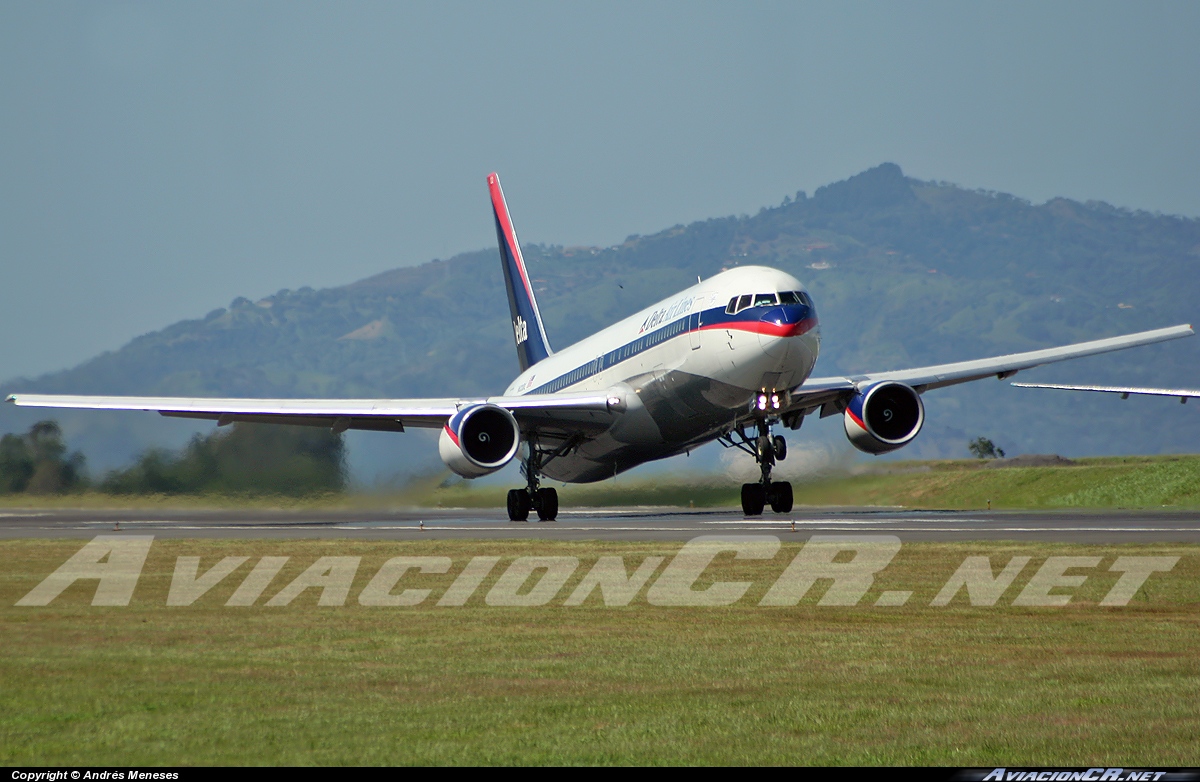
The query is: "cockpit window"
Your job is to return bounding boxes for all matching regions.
[726,297,738,315]
[736,294,753,313]
[753,293,777,307]
[778,291,801,305]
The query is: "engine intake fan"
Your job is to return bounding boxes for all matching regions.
[843,381,924,454]
[439,404,521,477]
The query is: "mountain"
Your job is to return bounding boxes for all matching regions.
[4,164,1199,480]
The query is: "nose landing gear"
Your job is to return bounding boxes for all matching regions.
[720,394,796,516]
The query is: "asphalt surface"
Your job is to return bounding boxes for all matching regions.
[1,506,1199,542]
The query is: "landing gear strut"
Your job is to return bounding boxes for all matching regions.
[719,400,795,516]
[507,434,576,522]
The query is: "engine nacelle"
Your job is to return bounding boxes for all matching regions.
[843,381,924,455]
[438,404,521,478]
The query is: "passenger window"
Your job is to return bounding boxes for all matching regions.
[726,297,738,314]
[753,293,777,307]
[736,294,752,313]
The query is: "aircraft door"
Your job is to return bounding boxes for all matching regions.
[689,310,701,350]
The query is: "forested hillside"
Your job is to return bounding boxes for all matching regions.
[4,164,1199,479]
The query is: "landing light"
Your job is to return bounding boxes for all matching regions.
[753,392,783,413]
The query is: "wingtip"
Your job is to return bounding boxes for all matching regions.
[4,394,15,404]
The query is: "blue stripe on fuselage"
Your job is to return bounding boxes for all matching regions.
[525,302,814,395]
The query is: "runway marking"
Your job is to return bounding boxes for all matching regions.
[0,507,1187,542]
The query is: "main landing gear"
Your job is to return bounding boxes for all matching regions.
[720,395,794,516]
[506,486,557,522]
[506,434,576,522]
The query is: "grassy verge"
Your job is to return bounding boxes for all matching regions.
[787,453,1200,509]
[0,491,352,511]
[415,453,1200,510]
[2,538,1198,764]
[2,453,1199,511]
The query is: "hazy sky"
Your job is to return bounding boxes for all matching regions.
[3,1,1198,380]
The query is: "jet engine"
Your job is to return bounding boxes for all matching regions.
[843,381,924,455]
[438,404,521,478]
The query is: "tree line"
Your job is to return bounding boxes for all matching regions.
[0,420,345,497]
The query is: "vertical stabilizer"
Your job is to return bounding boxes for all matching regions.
[489,173,553,371]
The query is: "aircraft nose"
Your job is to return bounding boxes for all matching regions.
[758,304,813,358]
[759,303,811,331]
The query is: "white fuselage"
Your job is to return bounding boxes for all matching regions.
[503,266,820,482]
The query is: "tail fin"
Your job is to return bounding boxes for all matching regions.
[488,173,553,372]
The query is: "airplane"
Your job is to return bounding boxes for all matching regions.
[1013,382,1200,403]
[6,173,1195,520]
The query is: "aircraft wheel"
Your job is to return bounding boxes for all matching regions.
[536,487,558,521]
[741,483,766,516]
[773,435,787,461]
[507,489,530,521]
[768,481,793,514]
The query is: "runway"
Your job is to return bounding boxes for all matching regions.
[1,505,1199,542]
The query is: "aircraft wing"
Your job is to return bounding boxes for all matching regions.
[4,390,621,434]
[9,324,1193,435]
[1012,382,1200,400]
[783,323,1194,417]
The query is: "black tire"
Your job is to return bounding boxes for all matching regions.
[768,481,793,514]
[741,483,766,516]
[536,487,558,521]
[773,435,787,461]
[507,489,530,521]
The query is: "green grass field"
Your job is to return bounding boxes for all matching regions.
[3,453,1199,512]
[3,537,1198,765]
[408,453,1200,511]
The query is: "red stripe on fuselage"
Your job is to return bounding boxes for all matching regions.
[488,174,538,310]
[696,317,818,338]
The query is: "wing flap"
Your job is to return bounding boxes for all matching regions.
[159,411,414,432]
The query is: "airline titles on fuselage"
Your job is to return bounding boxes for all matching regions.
[639,295,697,335]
